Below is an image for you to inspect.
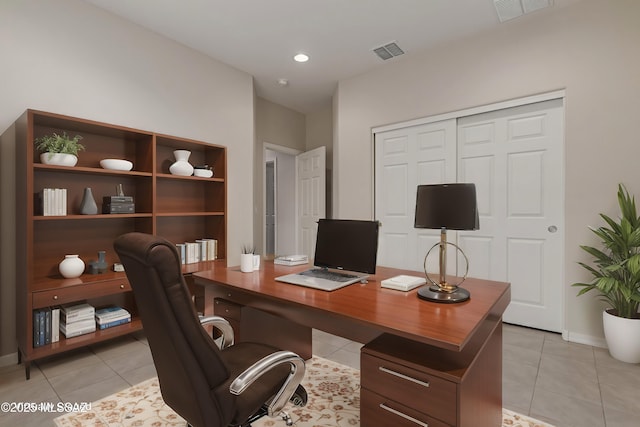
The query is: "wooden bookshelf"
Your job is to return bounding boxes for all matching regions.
[9,109,227,379]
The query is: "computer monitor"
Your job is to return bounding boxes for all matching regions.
[313,219,380,274]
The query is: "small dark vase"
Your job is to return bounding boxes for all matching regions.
[79,187,98,215]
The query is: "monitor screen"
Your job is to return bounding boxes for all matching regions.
[313,219,380,274]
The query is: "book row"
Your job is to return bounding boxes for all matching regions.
[39,188,68,216]
[176,239,218,264]
[33,303,131,347]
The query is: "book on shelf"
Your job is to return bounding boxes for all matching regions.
[33,307,60,347]
[39,188,67,216]
[51,307,60,343]
[60,318,96,338]
[177,238,218,264]
[61,302,95,323]
[97,317,132,330]
[95,306,131,324]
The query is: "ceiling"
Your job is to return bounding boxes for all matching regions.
[82,0,579,114]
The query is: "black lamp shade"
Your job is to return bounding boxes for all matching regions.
[414,183,479,230]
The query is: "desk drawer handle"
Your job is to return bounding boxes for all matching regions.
[379,403,429,427]
[379,366,430,388]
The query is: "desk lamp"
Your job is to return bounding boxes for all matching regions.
[414,183,479,303]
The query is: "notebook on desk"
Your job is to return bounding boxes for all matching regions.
[276,219,380,291]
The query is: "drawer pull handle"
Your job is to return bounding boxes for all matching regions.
[120,284,125,289]
[379,366,430,388]
[53,295,58,300]
[379,403,429,427]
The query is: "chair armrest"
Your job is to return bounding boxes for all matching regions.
[199,315,235,349]
[229,350,305,418]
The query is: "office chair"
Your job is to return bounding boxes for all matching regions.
[114,232,307,427]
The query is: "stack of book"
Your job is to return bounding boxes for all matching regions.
[60,303,96,338]
[95,306,131,329]
[32,307,60,347]
[40,188,67,216]
[176,238,218,264]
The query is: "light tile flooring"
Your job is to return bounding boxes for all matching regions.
[0,324,638,427]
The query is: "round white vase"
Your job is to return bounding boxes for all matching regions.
[59,254,85,279]
[169,150,194,176]
[603,309,640,363]
[40,153,78,167]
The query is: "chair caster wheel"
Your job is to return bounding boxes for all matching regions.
[289,384,308,407]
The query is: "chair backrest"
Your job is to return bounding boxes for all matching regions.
[114,232,231,427]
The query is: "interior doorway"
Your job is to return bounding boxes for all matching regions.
[263,145,298,259]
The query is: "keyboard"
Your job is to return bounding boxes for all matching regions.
[300,269,358,282]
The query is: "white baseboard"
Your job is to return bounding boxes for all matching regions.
[563,330,607,349]
[0,351,18,368]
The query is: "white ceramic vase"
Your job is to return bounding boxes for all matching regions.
[169,150,194,176]
[59,254,85,279]
[40,153,78,167]
[603,309,640,363]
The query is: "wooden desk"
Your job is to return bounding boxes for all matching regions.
[193,262,510,427]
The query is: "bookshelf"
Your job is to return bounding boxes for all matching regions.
[10,109,227,379]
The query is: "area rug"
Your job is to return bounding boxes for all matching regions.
[54,356,554,427]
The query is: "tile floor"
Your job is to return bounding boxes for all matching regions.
[0,324,638,427]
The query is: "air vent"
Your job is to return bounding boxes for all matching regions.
[373,42,405,61]
[494,0,552,23]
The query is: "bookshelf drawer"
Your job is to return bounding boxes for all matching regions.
[33,279,131,308]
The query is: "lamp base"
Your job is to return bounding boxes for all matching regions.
[417,285,470,303]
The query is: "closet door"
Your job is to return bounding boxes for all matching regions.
[374,119,456,271]
[374,98,564,332]
[458,99,564,332]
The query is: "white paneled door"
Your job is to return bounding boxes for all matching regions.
[458,99,564,332]
[296,146,326,259]
[374,119,457,272]
[375,98,564,332]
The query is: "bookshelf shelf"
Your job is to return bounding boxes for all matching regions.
[9,109,227,379]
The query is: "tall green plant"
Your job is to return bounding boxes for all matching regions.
[573,184,640,318]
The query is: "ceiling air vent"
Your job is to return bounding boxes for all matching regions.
[494,0,552,23]
[373,42,405,61]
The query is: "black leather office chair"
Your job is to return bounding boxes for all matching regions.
[114,232,307,427]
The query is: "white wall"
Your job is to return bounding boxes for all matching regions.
[0,0,254,360]
[333,0,640,345]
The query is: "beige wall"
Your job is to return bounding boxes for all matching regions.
[333,0,640,345]
[306,106,334,216]
[0,0,255,361]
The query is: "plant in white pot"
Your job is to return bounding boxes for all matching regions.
[573,184,640,363]
[35,132,85,166]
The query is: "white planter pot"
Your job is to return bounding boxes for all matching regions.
[40,153,78,167]
[603,309,640,363]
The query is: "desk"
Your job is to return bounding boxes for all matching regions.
[193,262,510,427]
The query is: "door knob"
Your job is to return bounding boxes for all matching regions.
[548,225,558,233]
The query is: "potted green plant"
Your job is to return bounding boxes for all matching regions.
[35,132,85,166]
[573,183,640,363]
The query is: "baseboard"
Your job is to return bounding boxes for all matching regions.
[563,330,607,349]
[0,351,18,368]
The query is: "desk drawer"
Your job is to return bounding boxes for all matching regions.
[361,353,457,425]
[361,388,451,427]
[33,278,131,308]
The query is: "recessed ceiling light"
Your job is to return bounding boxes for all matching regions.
[293,53,309,63]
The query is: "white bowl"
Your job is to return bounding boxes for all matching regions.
[193,169,213,178]
[100,159,133,171]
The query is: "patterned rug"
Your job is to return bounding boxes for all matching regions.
[54,356,554,427]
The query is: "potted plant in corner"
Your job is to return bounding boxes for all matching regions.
[35,131,85,166]
[573,183,640,363]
